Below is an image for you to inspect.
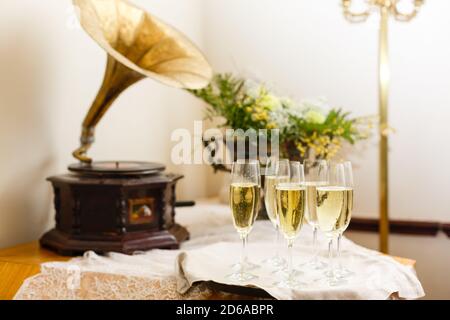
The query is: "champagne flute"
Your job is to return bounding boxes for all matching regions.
[228,159,261,282]
[316,162,353,286]
[301,159,328,270]
[274,161,306,288]
[262,158,289,269]
[335,161,354,278]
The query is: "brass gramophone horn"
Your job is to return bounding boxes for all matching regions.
[72,0,212,163]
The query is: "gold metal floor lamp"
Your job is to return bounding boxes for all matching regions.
[341,0,424,253]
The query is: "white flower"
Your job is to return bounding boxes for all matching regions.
[299,97,329,124]
[305,109,326,124]
[269,109,290,129]
[260,93,282,111]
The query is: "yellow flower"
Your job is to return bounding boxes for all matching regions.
[254,106,263,114]
[296,143,307,157]
[335,127,345,135]
[331,137,341,146]
[259,111,269,121]
[259,94,282,111]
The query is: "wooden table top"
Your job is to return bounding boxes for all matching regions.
[0,241,416,300]
[0,242,69,300]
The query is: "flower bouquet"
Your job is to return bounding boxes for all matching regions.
[189,73,373,168]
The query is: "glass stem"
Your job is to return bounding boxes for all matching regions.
[240,234,247,277]
[275,225,280,259]
[327,238,334,279]
[337,233,342,271]
[312,226,318,263]
[287,239,294,280]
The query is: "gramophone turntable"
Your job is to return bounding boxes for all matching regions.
[40,0,212,255]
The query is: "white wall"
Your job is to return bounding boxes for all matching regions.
[0,0,208,248]
[203,0,450,222]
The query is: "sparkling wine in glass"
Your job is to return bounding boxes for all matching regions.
[335,161,354,279]
[316,162,353,286]
[301,160,328,270]
[262,158,289,269]
[227,159,261,282]
[274,161,306,288]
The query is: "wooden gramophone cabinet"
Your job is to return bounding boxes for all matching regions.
[40,162,189,256]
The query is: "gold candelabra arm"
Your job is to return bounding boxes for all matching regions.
[343,0,424,23]
[342,0,371,22]
[72,55,145,164]
[392,0,424,22]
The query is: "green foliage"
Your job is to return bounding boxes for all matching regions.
[189,73,374,160]
[189,74,274,131]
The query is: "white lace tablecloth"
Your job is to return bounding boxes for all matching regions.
[15,199,424,300]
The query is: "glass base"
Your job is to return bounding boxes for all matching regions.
[273,267,303,279]
[299,258,326,271]
[273,268,305,289]
[273,276,305,289]
[324,270,348,286]
[335,267,354,279]
[226,271,258,283]
[231,260,260,271]
[262,255,287,269]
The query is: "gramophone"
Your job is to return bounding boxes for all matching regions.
[40,0,212,255]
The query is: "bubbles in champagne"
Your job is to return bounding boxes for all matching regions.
[264,176,278,227]
[229,182,260,235]
[304,181,327,227]
[316,186,353,238]
[276,183,306,240]
[264,175,289,227]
